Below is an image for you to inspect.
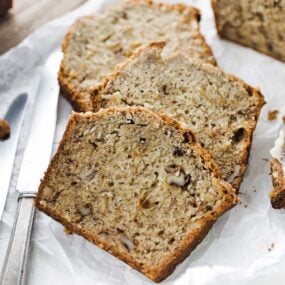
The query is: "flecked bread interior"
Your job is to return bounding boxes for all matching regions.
[36,107,237,282]
[95,43,265,190]
[59,0,216,111]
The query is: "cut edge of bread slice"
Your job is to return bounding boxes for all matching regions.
[36,107,238,282]
[270,158,285,209]
[58,0,216,112]
[91,42,265,191]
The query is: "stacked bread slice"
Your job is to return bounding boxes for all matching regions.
[59,0,215,111]
[270,129,285,209]
[95,42,264,190]
[36,0,265,282]
[270,158,285,209]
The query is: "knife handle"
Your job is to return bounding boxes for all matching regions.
[0,194,36,285]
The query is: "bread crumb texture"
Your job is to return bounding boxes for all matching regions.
[59,0,215,111]
[0,119,10,140]
[97,44,265,190]
[212,0,285,62]
[36,107,237,282]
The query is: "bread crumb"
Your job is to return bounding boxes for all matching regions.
[282,116,285,124]
[0,119,10,140]
[244,204,248,208]
[262,158,269,162]
[268,110,279,121]
[268,242,275,252]
[64,227,73,235]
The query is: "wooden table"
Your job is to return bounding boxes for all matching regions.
[0,0,87,55]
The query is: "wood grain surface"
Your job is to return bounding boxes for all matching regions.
[0,0,87,55]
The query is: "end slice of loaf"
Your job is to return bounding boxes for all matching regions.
[36,107,237,282]
[59,0,216,111]
[95,42,265,190]
[270,158,285,209]
[212,0,285,62]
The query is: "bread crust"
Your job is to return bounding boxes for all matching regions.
[36,107,238,282]
[270,158,285,209]
[58,0,216,112]
[92,42,265,191]
[211,0,285,63]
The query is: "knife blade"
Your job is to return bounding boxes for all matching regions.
[0,50,62,285]
[0,94,27,219]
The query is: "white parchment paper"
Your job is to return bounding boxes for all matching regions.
[0,1,285,284]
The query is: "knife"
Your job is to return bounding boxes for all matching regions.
[0,94,28,219]
[0,50,62,285]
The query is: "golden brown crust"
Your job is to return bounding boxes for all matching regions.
[58,0,216,112]
[270,158,285,209]
[36,107,237,282]
[92,42,265,191]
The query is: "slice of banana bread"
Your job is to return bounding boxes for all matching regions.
[270,129,285,209]
[94,43,265,190]
[212,0,285,62]
[59,0,216,112]
[36,107,237,282]
[270,158,285,209]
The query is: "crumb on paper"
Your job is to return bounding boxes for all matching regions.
[0,119,10,140]
[283,115,285,124]
[64,227,73,235]
[268,242,275,252]
[262,158,269,162]
[244,204,248,208]
[268,110,279,121]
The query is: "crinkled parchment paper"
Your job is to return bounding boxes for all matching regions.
[0,1,285,284]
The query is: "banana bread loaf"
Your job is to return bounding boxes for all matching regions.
[212,0,285,62]
[36,107,237,282]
